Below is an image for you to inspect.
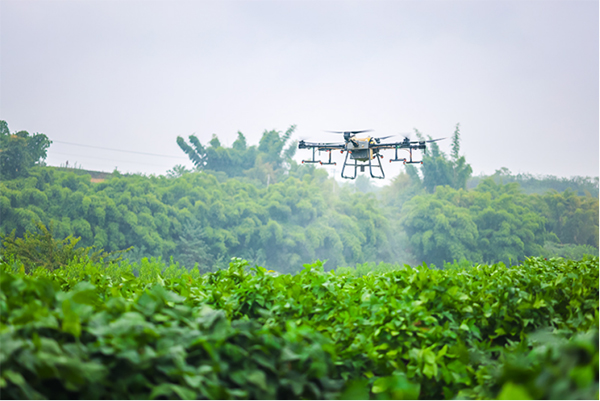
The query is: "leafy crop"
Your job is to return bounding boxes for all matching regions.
[493,329,599,400]
[1,256,598,399]
[1,272,342,399]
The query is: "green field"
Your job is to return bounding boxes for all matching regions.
[2,120,599,399]
[1,255,598,399]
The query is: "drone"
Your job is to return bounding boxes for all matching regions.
[298,130,445,179]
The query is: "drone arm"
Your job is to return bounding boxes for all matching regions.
[371,142,410,150]
[298,140,344,151]
[299,140,341,165]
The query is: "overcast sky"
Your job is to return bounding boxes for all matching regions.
[1,0,598,181]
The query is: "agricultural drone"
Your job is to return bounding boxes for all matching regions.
[298,130,445,179]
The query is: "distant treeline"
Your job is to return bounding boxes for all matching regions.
[1,165,400,273]
[1,120,598,272]
[468,167,599,198]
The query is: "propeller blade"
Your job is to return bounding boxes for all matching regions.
[325,129,373,135]
[373,134,396,144]
[426,137,446,143]
[398,133,412,142]
[375,135,396,141]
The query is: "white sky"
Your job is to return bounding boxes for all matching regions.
[1,0,598,181]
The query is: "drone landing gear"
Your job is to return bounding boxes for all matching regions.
[301,149,336,166]
[389,147,423,165]
[369,154,385,179]
[341,154,357,179]
[320,150,336,166]
[340,152,385,179]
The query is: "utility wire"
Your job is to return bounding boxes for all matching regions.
[52,140,188,159]
[50,151,179,168]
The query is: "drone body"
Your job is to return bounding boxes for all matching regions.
[298,130,444,179]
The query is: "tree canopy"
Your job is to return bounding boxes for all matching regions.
[176,126,297,185]
[0,120,51,180]
[409,124,473,193]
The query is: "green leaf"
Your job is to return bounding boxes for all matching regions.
[372,376,390,394]
[423,348,436,365]
[281,346,300,362]
[2,369,39,399]
[246,370,268,391]
[373,372,420,400]
[121,272,136,282]
[533,296,547,309]
[338,378,369,400]
[493,327,506,337]
[61,299,81,338]
[423,362,437,379]
[436,345,448,360]
[150,383,196,400]
[497,382,532,400]
[70,281,98,305]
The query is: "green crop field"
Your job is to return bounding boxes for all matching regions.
[2,5,599,399]
[1,255,598,399]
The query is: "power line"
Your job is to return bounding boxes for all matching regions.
[50,151,180,168]
[52,140,188,159]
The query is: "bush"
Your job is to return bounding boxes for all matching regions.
[0,221,130,272]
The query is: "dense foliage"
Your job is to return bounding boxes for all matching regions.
[1,120,597,271]
[400,181,548,266]
[1,255,598,399]
[2,170,598,272]
[1,165,401,272]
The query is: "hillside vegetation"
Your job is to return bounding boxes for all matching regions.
[1,121,598,272]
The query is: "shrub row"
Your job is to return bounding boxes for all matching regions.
[1,256,598,399]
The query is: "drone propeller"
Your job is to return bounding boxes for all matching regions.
[325,130,373,136]
[400,135,446,144]
[423,137,446,143]
[397,132,412,142]
[326,129,374,143]
[373,135,396,144]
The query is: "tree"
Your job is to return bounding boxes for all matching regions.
[0,220,128,272]
[0,121,52,179]
[176,135,206,169]
[400,189,480,266]
[176,126,297,181]
[471,180,546,264]
[174,219,213,273]
[400,181,548,266]
[411,124,472,193]
[448,124,472,190]
[166,164,192,178]
[258,125,297,170]
[535,189,599,247]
